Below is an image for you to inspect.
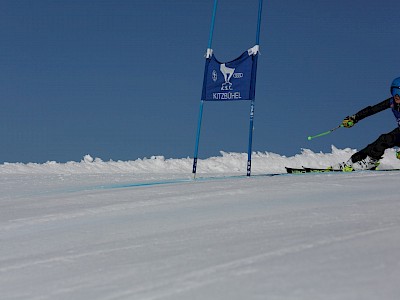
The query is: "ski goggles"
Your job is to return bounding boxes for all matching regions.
[391,86,400,97]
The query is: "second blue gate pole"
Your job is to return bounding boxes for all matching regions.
[247,0,263,177]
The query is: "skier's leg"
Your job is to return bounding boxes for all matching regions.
[350,127,400,163]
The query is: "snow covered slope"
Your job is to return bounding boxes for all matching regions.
[1,147,400,299]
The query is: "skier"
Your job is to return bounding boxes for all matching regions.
[334,77,400,171]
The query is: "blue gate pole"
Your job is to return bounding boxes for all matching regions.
[207,0,218,51]
[192,0,218,178]
[192,100,204,176]
[247,0,263,177]
[256,0,263,45]
[247,100,255,176]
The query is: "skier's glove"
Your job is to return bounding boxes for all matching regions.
[342,115,357,128]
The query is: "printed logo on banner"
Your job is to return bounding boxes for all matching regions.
[218,64,244,91]
[202,50,257,101]
[220,64,234,91]
[209,64,245,100]
[212,70,218,82]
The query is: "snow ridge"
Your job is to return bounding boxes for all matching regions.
[1,146,400,175]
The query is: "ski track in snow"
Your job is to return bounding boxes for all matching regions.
[1,148,400,299]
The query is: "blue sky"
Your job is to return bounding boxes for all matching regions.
[1,0,399,163]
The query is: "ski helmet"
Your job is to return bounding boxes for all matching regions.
[391,77,400,97]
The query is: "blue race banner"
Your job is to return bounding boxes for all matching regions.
[201,47,258,101]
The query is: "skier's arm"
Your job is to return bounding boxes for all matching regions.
[354,98,391,121]
[342,98,391,128]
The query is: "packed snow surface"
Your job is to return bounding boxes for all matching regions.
[1,146,400,299]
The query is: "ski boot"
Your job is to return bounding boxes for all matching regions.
[332,157,380,172]
[352,157,380,170]
[331,160,354,172]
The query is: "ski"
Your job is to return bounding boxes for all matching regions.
[285,167,339,174]
[305,167,342,173]
[285,167,307,174]
[286,167,400,174]
[366,168,400,172]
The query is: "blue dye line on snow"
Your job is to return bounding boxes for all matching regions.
[53,172,286,195]
[104,178,193,189]
[102,172,284,190]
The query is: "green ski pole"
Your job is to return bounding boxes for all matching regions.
[307,124,344,141]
